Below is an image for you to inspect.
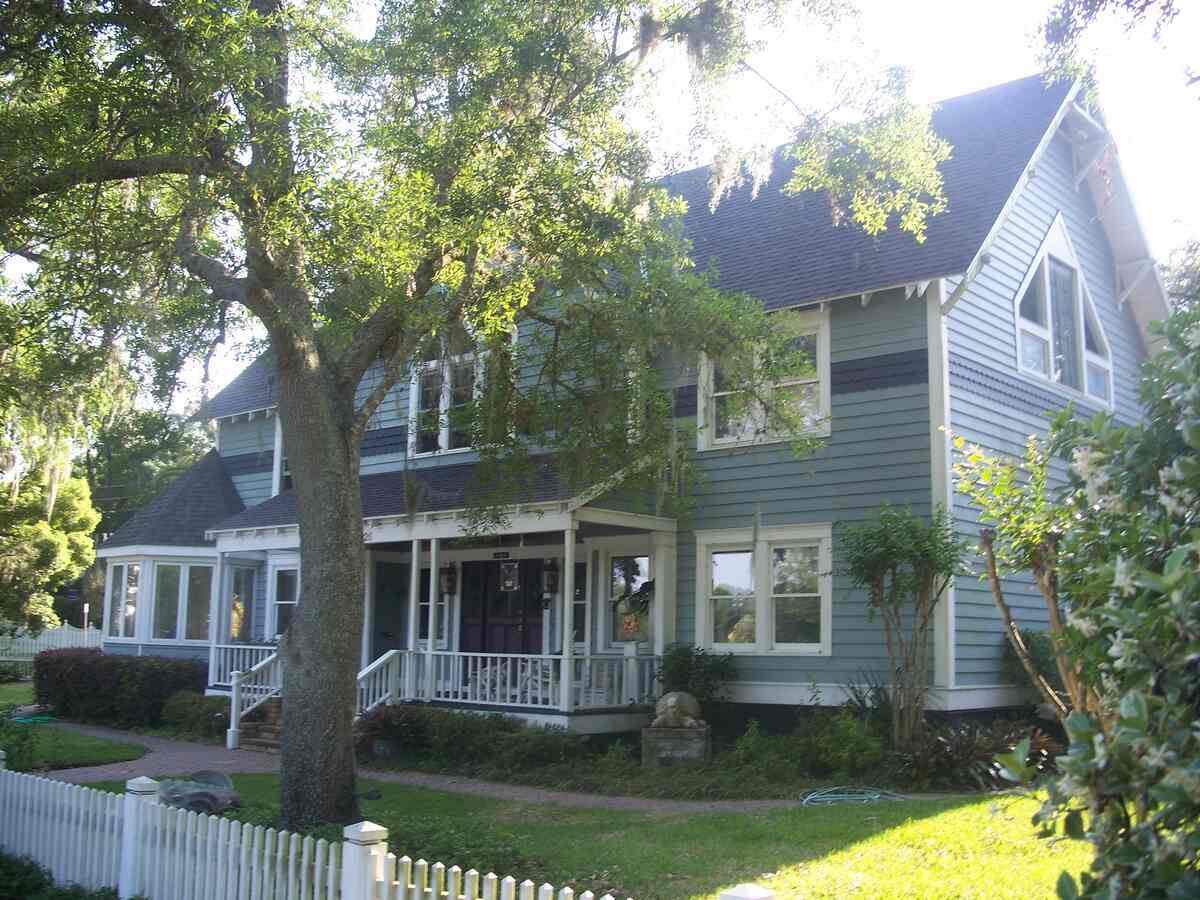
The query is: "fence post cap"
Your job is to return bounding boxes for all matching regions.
[343,820,388,844]
[719,885,774,900]
[125,776,159,795]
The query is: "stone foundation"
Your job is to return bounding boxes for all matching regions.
[641,725,712,768]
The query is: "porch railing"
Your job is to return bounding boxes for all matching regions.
[210,643,275,687]
[572,651,658,708]
[357,649,408,714]
[427,651,563,709]
[225,652,281,749]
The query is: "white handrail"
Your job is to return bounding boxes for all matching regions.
[357,649,405,713]
[225,651,281,748]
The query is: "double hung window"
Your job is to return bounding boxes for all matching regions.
[698,525,832,654]
[699,305,830,449]
[410,324,479,456]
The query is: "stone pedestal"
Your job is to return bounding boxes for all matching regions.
[641,725,712,768]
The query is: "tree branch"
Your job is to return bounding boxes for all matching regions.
[174,206,250,308]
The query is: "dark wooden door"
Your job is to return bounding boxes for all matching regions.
[460,560,544,654]
[371,562,409,660]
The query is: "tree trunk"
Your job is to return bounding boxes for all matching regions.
[274,354,365,828]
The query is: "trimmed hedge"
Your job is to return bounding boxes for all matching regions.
[33,649,206,727]
[160,690,229,740]
[0,853,119,900]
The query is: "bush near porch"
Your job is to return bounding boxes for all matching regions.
[33,649,206,727]
[355,703,1053,798]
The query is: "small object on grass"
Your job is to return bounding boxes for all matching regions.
[800,786,907,806]
[160,770,240,814]
[11,714,55,724]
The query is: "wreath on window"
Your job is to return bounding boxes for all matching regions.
[612,579,655,616]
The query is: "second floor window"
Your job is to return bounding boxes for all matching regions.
[699,304,830,450]
[410,324,479,456]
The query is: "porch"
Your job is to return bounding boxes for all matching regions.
[206,501,676,742]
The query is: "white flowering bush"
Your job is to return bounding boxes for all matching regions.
[1025,303,1200,899]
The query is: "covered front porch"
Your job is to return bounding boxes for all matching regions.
[205,498,675,742]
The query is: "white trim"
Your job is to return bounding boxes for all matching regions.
[694,523,833,657]
[725,681,855,706]
[103,559,143,641]
[927,280,956,690]
[146,559,217,644]
[266,559,300,639]
[573,506,676,532]
[97,545,217,560]
[1012,212,1114,408]
[599,540,655,652]
[271,415,285,496]
[407,340,481,459]
[697,304,831,451]
[925,684,1030,710]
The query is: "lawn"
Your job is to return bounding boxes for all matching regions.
[0,680,34,707]
[87,773,1089,899]
[5,724,147,772]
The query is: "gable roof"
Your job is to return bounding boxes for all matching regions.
[664,73,1074,310]
[206,352,276,420]
[100,450,244,550]
[206,73,1166,419]
[207,458,569,533]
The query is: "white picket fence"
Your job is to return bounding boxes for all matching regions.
[0,757,772,900]
[0,623,103,672]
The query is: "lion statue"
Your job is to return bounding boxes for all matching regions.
[651,691,705,728]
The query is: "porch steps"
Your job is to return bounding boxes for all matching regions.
[240,698,282,753]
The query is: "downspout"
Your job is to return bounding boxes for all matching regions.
[941,251,992,314]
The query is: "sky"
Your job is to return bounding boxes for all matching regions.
[179,0,1200,403]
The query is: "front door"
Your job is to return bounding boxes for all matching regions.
[460,559,545,654]
[371,562,409,660]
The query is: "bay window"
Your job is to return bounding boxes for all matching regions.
[106,562,141,639]
[699,305,830,450]
[1016,215,1112,404]
[697,524,832,654]
[151,562,214,642]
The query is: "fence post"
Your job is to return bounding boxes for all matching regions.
[226,670,243,749]
[719,886,774,900]
[0,749,6,770]
[623,643,639,705]
[118,776,158,900]
[341,821,389,900]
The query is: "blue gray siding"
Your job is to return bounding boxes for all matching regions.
[946,134,1147,688]
[102,641,210,661]
[675,287,931,689]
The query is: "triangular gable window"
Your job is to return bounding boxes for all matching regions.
[1015,214,1112,405]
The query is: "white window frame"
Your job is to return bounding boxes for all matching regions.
[1014,213,1113,407]
[598,541,654,652]
[147,559,216,644]
[228,564,258,643]
[695,524,833,656]
[267,557,300,639]
[104,559,143,641]
[407,339,482,459]
[697,304,831,451]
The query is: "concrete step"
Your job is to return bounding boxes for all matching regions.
[240,737,280,753]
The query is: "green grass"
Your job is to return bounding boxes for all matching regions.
[0,681,34,706]
[85,774,1089,899]
[25,725,146,770]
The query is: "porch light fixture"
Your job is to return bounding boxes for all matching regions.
[439,563,457,596]
[542,558,560,595]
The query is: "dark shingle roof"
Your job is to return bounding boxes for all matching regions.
[101,450,245,549]
[204,74,1073,417]
[208,458,569,532]
[665,74,1072,309]
[206,352,276,420]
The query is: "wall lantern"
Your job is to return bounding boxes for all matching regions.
[439,563,457,596]
[542,558,560,595]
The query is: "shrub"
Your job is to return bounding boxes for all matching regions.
[33,649,206,727]
[890,718,1061,791]
[355,704,587,772]
[160,690,229,740]
[0,705,35,772]
[657,644,736,706]
[793,708,885,776]
[0,663,26,684]
[0,852,119,900]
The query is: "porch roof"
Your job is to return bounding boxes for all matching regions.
[209,457,572,533]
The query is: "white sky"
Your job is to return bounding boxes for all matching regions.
[169,1,1200,403]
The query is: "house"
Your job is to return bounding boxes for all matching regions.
[95,74,1168,745]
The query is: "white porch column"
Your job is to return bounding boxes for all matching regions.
[405,539,420,699]
[360,551,374,669]
[209,550,224,683]
[560,520,576,712]
[425,537,440,698]
[651,531,677,658]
